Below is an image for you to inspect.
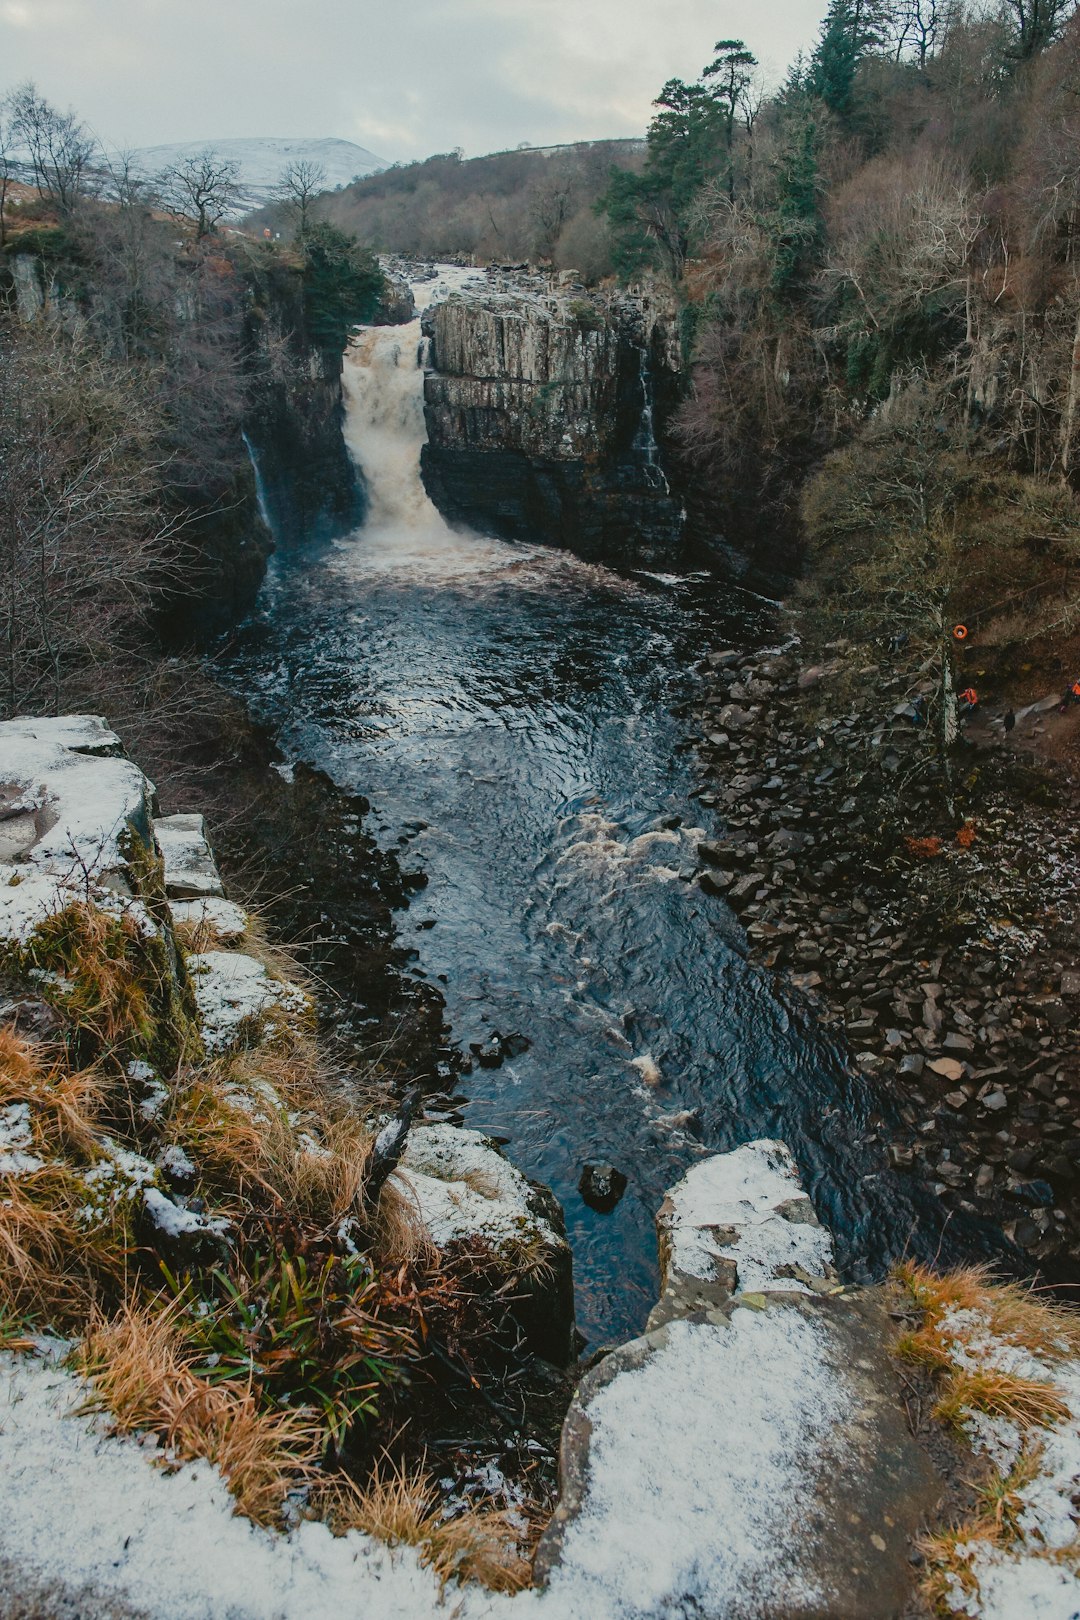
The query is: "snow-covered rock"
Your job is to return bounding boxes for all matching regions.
[396,1123,574,1364]
[651,1139,837,1328]
[169,896,249,944]
[0,715,158,946]
[154,814,226,900]
[187,951,311,1054]
[537,1141,938,1617]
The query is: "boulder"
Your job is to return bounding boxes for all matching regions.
[153,814,226,900]
[578,1162,628,1212]
[650,1140,836,1329]
[395,1123,575,1364]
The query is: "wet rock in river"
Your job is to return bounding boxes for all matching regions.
[578,1163,628,1212]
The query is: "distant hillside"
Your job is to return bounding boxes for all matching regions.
[308,140,645,281]
[130,137,390,213]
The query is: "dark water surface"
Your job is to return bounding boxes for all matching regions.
[225,515,979,1345]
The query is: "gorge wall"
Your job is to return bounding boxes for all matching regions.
[419,282,685,565]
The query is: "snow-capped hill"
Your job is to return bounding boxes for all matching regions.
[128,137,389,211]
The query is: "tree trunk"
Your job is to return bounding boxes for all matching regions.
[1061,303,1080,480]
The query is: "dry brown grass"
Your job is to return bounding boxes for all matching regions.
[933,1367,1071,1432]
[0,1027,105,1159]
[167,1062,376,1231]
[375,1177,435,1267]
[77,1301,322,1525]
[0,1164,124,1323]
[895,1261,1080,1365]
[314,1459,532,1593]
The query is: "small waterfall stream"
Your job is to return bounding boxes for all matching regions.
[242,430,276,540]
[632,346,670,493]
[226,265,997,1345]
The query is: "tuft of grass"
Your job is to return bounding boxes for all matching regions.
[14,901,200,1070]
[183,1246,416,1455]
[933,1366,1070,1433]
[77,1301,321,1526]
[895,1261,1080,1363]
[0,1027,104,1159]
[0,1163,125,1323]
[314,1459,532,1593]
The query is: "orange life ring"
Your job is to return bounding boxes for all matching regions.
[953,624,968,640]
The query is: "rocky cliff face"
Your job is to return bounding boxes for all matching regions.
[242,271,366,559]
[420,284,685,565]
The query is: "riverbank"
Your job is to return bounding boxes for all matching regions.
[681,631,1080,1283]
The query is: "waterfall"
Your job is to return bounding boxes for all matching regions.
[632,347,670,494]
[242,430,276,540]
[341,319,448,534]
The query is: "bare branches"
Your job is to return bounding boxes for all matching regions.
[158,149,241,240]
[277,159,326,236]
[0,322,182,716]
[7,81,98,214]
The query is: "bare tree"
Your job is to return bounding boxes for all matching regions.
[1001,0,1078,58]
[8,81,98,215]
[0,321,179,716]
[277,158,326,236]
[0,96,15,247]
[159,149,241,240]
[884,0,959,66]
[527,161,577,259]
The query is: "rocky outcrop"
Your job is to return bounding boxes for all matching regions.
[535,1139,941,1619]
[394,1121,575,1365]
[242,289,366,557]
[420,284,685,565]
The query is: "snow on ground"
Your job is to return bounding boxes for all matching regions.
[931,1306,1080,1619]
[396,1123,562,1254]
[660,1139,835,1294]
[547,1308,850,1619]
[0,1302,853,1620]
[187,951,311,1053]
[0,1102,42,1175]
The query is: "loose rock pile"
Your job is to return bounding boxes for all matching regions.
[681,643,1080,1275]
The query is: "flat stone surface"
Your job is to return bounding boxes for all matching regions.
[536,1291,941,1619]
[154,814,225,900]
[651,1140,836,1328]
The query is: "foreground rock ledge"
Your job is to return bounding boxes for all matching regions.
[535,1139,939,1619]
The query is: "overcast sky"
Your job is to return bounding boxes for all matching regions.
[0,0,825,163]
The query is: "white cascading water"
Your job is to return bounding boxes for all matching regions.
[342,321,443,534]
[339,264,533,580]
[241,429,276,538]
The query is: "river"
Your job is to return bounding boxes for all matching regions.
[226,266,982,1346]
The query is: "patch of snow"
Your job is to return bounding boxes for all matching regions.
[661,1141,834,1294]
[155,1145,196,1181]
[0,1101,42,1175]
[396,1124,561,1257]
[169,897,249,943]
[142,1187,230,1243]
[188,951,310,1053]
[78,1142,158,1221]
[549,1308,849,1617]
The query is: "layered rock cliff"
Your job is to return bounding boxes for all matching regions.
[420,285,685,565]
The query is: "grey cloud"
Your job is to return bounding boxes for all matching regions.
[1,0,822,161]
